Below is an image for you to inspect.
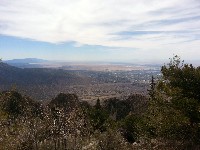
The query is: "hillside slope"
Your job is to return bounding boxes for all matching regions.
[0,62,92,86]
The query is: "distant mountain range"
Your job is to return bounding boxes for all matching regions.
[4,58,48,64]
[3,58,49,68]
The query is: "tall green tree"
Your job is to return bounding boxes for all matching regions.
[146,55,200,146]
[159,55,200,126]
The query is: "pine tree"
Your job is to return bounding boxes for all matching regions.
[95,98,101,110]
[148,76,156,100]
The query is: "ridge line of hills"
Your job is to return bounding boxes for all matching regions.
[0,62,89,86]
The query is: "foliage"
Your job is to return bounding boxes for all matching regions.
[104,95,147,120]
[160,55,200,125]
[120,114,144,143]
[88,99,109,132]
[145,55,200,148]
[0,92,93,149]
[95,129,131,150]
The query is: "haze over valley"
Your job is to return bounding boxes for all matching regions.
[0,58,160,102]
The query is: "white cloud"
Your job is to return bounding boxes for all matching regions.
[0,0,200,60]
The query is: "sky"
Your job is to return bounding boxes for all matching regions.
[0,0,200,63]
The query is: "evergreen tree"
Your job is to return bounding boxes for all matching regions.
[146,55,200,146]
[148,76,156,100]
[95,98,101,110]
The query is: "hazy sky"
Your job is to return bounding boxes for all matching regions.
[0,0,200,62]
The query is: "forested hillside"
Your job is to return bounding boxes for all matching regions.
[0,62,91,86]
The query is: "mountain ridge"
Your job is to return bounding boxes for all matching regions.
[4,58,48,64]
[0,62,91,86]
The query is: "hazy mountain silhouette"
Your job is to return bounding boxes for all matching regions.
[4,58,48,64]
[3,58,48,68]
